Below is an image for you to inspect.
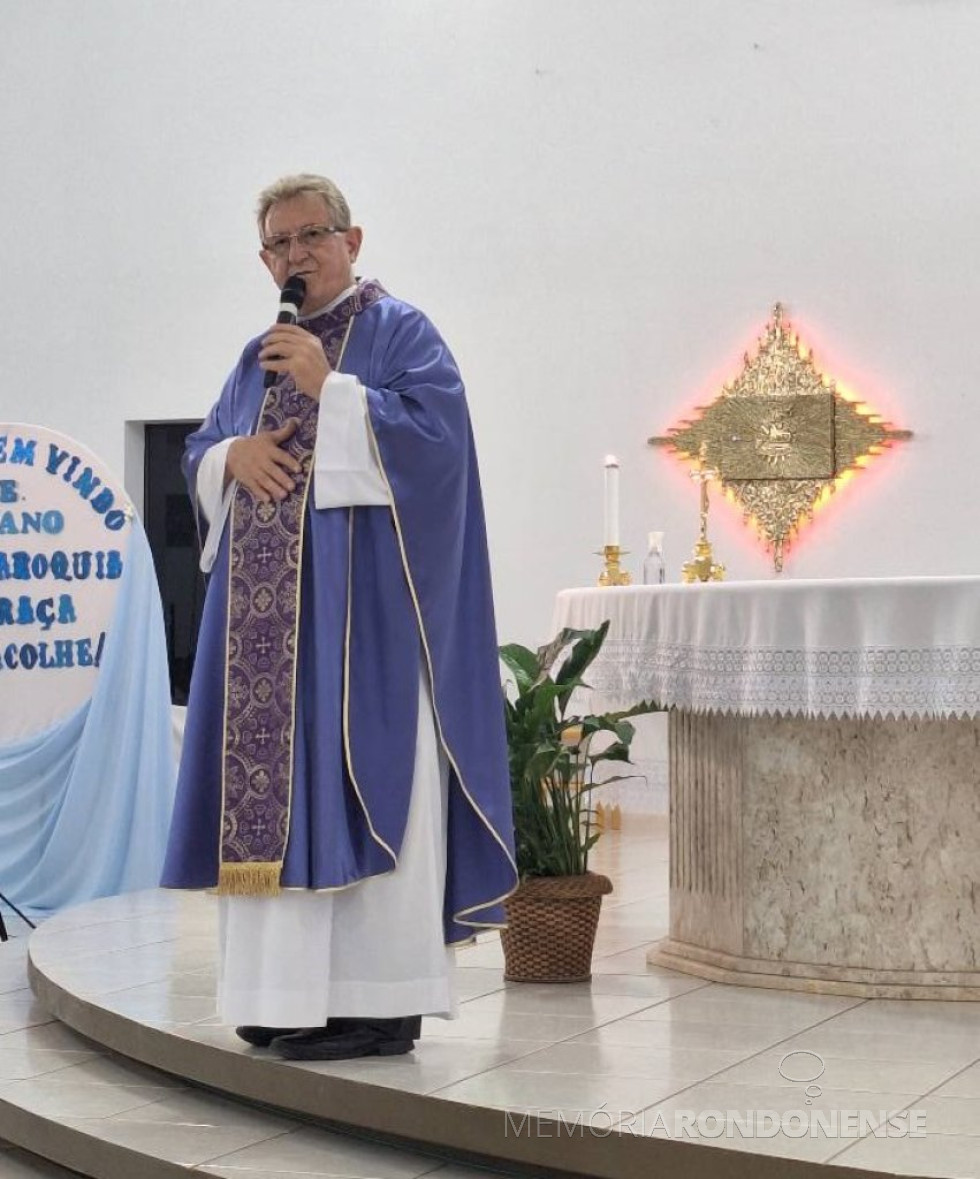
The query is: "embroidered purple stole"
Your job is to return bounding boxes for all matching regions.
[218,281,387,896]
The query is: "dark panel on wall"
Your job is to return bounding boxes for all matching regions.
[143,423,204,705]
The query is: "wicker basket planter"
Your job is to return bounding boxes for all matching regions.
[501,871,613,983]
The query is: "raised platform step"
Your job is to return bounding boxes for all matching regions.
[9,823,980,1179]
[5,927,502,1179]
[0,1140,84,1177]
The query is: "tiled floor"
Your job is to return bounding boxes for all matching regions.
[9,818,980,1178]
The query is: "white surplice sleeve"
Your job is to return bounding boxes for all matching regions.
[196,373,389,574]
[312,372,390,508]
[197,438,236,574]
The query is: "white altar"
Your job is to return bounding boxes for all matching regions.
[553,577,980,998]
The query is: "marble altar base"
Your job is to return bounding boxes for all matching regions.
[648,710,980,999]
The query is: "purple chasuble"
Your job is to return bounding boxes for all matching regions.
[162,282,517,942]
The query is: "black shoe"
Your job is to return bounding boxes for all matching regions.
[274,1016,422,1061]
[235,1024,305,1047]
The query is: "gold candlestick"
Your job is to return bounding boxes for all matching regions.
[597,545,632,586]
[682,444,725,583]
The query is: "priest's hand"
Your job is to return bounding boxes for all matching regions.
[225,421,302,503]
[259,324,331,399]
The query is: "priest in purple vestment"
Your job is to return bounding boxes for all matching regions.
[161,173,517,1061]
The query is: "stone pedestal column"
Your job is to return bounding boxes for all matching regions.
[649,710,980,998]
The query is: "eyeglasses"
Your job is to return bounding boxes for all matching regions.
[261,224,346,258]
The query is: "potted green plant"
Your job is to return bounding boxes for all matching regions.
[499,620,660,982]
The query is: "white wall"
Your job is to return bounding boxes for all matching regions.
[2,0,978,648]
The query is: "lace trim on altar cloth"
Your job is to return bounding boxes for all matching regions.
[583,640,980,720]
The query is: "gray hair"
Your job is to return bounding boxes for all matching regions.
[256,174,352,238]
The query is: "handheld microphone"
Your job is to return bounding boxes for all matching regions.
[264,274,308,388]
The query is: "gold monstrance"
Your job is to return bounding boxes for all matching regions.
[681,443,725,583]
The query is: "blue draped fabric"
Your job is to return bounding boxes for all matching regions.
[162,289,517,942]
[0,524,176,920]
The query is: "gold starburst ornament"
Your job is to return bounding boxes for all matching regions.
[649,304,912,572]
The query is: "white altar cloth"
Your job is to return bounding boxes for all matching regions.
[552,576,980,720]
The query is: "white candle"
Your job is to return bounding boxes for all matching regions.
[604,455,620,547]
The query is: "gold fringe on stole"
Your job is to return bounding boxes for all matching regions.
[216,862,282,897]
